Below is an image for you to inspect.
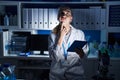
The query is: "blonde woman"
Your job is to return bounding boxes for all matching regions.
[48,6,89,80]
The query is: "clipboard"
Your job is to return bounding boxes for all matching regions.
[67,40,87,52]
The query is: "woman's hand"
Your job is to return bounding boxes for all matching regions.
[75,48,84,58]
[57,22,67,46]
[57,17,71,47]
[60,22,67,36]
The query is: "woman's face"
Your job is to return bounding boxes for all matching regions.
[58,10,72,24]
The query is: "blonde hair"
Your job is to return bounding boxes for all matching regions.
[52,25,60,34]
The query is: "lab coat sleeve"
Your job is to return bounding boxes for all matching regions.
[48,33,64,62]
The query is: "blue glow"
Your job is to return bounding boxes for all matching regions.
[37,30,51,35]
[83,30,101,43]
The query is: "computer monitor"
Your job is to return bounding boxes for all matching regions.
[11,31,31,54]
[28,34,49,55]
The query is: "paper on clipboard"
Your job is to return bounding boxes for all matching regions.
[67,40,87,52]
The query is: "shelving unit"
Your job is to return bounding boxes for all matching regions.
[0,1,108,57]
[0,1,120,80]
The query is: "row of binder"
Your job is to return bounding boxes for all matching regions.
[72,7,106,30]
[22,8,59,30]
[22,7,106,30]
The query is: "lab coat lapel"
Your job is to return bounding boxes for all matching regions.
[67,26,76,46]
[63,26,76,48]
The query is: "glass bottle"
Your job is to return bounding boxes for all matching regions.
[4,14,9,26]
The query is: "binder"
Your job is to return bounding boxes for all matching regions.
[33,8,39,29]
[43,8,48,29]
[72,9,81,29]
[28,8,33,29]
[48,8,59,30]
[80,9,86,29]
[38,8,44,29]
[85,8,91,30]
[100,9,106,29]
[89,7,95,29]
[23,8,28,29]
[94,7,101,30]
[71,9,76,27]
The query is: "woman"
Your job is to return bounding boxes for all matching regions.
[48,6,89,80]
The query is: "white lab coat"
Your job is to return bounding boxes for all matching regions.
[48,25,89,80]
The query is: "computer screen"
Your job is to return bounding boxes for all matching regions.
[28,34,49,55]
[11,31,31,54]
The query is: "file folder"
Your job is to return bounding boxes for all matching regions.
[38,8,44,29]
[89,7,95,29]
[85,9,90,29]
[43,8,48,29]
[100,9,106,29]
[33,8,39,29]
[48,8,59,30]
[23,8,28,29]
[80,9,86,29]
[72,9,81,29]
[94,7,101,30]
[71,9,76,27]
[28,8,33,29]
[67,40,87,52]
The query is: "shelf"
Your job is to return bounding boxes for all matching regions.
[0,26,19,30]
[1,55,51,60]
[21,2,105,8]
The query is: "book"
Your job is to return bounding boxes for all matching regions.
[67,40,87,52]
